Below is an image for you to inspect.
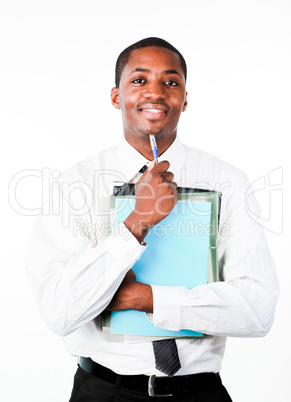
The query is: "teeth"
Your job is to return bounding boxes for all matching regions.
[143,109,165,113]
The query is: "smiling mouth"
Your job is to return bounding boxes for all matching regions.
[141,108,166,114]
[139,105,168,120]
[139,109,167,121]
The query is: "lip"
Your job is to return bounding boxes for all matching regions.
[138,103,168,120]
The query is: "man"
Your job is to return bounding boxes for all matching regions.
[27,37,279,401]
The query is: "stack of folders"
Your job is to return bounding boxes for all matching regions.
[103,184,221,339]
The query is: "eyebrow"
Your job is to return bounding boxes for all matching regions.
[129,68,182,78]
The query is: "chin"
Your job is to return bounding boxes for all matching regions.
[138,127,164,136]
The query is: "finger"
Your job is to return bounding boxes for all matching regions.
[164,180,178,189]
[148,160,156,171]
[162,171,174,182]
[153,160,170,172]
[136,162,153,185]
[139,160,155,181]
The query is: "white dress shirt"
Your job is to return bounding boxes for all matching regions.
[26,136,279,376]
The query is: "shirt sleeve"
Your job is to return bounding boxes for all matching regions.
[151,174,279,337]
[26,172,146,337]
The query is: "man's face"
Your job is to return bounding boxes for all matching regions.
[111,47,187,150]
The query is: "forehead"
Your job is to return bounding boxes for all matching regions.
[122,47,184,78]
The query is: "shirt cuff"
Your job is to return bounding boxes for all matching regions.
[151,285,186,331]
[103,222,147,268]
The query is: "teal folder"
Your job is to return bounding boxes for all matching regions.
[106,188,221,338]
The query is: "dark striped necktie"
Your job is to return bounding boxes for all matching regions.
[152,338,181,376]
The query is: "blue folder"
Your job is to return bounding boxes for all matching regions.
[109,197,212,337]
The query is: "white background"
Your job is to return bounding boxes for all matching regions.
[1,1,290,401]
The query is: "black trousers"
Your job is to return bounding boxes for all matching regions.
[69,367,233,402]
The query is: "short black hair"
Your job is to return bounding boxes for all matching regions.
[115,37,187,88]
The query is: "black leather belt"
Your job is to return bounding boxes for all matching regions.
[79,357,222,397]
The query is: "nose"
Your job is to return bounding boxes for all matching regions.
[144,79,167,101]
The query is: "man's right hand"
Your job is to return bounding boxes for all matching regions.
[124,161,178,243]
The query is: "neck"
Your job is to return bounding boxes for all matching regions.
[124,133,177,160]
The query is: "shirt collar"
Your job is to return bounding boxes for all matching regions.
[158,136,188,178]
[115,136,188,182]
[115,137,149,182]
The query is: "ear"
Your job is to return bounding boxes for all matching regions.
[111,87,120,109]
[182,91,188,112]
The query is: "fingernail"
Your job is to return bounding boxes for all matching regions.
[148,160,155,171]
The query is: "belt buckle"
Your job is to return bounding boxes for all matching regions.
[148,375,173,398]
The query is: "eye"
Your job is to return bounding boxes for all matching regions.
[165,80,178,86]
[132,78,146,84]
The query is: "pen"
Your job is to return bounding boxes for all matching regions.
[149,134,159,164]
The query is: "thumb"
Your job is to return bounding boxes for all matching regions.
[136,161,155,185]
[148,160,156,171]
